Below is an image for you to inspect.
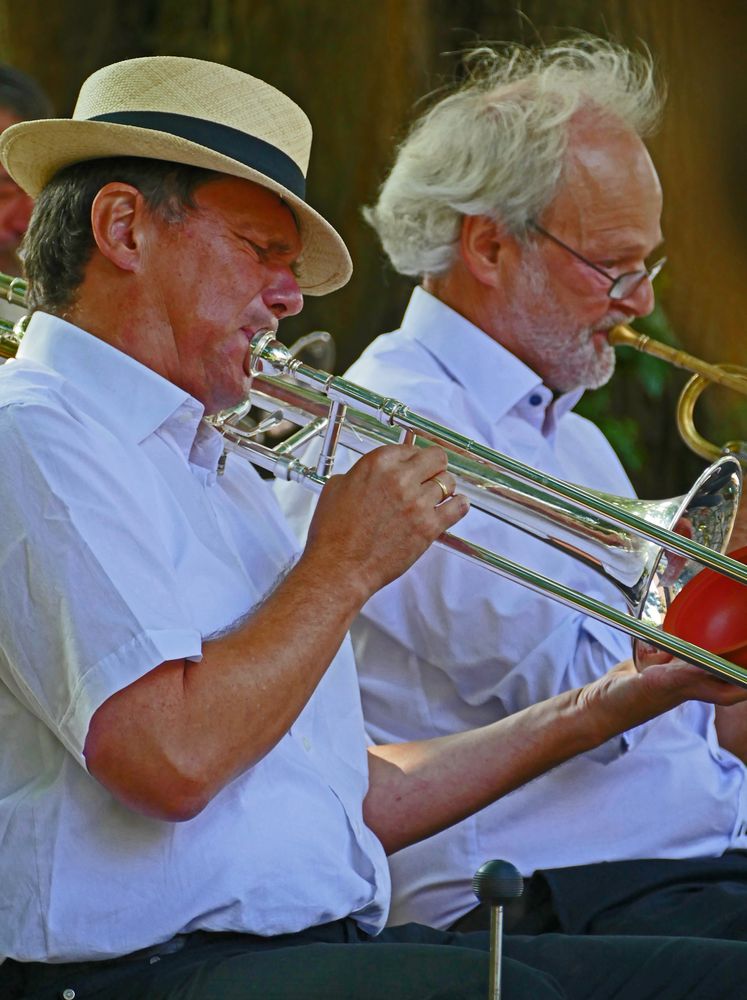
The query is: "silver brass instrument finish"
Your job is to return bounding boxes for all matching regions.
[0,273,28,357]
[2,272,747,684]
[215,330,747,686]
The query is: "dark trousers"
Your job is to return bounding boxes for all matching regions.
[7,919,747,1000]
[452,852,747,940]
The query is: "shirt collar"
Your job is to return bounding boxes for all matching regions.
[400,286,583,427]
[16,312,223,471]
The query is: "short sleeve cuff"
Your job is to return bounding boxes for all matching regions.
[60,627,203,764]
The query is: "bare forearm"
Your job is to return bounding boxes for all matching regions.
[364,660,718,855]
[194,549,367,764]
[364,686,597,854]
[85,548,367,819]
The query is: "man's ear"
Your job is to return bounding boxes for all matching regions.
[90,183,148,273]
[459,214,512,288]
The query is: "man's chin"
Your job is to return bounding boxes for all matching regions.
[546,349,616,393]
[583,352,617,390]
[206,390,250,418]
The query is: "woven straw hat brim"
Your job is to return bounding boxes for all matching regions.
[0,118,352,296]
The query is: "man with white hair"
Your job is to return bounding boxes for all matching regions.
[281,37,747,942]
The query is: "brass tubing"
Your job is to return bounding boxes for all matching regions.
[248,332,747,588]
[218,426,747,688]
[608,325,747,394]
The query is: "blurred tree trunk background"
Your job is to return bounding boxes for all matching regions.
[1,0,745,499]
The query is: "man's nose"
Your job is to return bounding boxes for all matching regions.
[616,272,656,320]
[263,268,304,320]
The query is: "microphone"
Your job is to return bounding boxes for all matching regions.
[473,859,524,1000]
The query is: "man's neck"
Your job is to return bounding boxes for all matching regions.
[422,272,520,358]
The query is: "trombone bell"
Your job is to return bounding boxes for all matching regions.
[664,546,747,668]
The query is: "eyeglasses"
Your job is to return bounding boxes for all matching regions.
[530,221,666,302]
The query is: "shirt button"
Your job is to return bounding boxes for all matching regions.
[62,990,77,999]
[529,393,543,406]
[302,736,312,752]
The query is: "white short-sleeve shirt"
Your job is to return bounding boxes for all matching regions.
[0,312,390,963]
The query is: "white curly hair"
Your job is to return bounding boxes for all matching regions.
[364,36,663,278]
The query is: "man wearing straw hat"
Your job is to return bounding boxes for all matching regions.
[277,35,747,948]
[1,54,747,1000]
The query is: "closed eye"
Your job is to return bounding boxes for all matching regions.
[244,237,301,278]
[245,240,269,263]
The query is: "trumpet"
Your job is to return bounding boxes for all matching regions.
[608,325,747,464]
[2,272,747,683]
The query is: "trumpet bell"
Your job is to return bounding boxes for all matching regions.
[609,324,747,467]
[676,366,747,464]
[664,546,747,668]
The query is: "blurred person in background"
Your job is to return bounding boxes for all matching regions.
[0,63,52,346]
[0,63,52,278]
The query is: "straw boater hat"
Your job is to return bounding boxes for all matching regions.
[0,55,352,296]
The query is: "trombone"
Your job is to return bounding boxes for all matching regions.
[225,332,747,685]
[2,273,747,684]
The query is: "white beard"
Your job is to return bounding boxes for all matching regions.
[501,250,620,393]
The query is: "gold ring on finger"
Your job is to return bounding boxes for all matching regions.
[432,476,450,503]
